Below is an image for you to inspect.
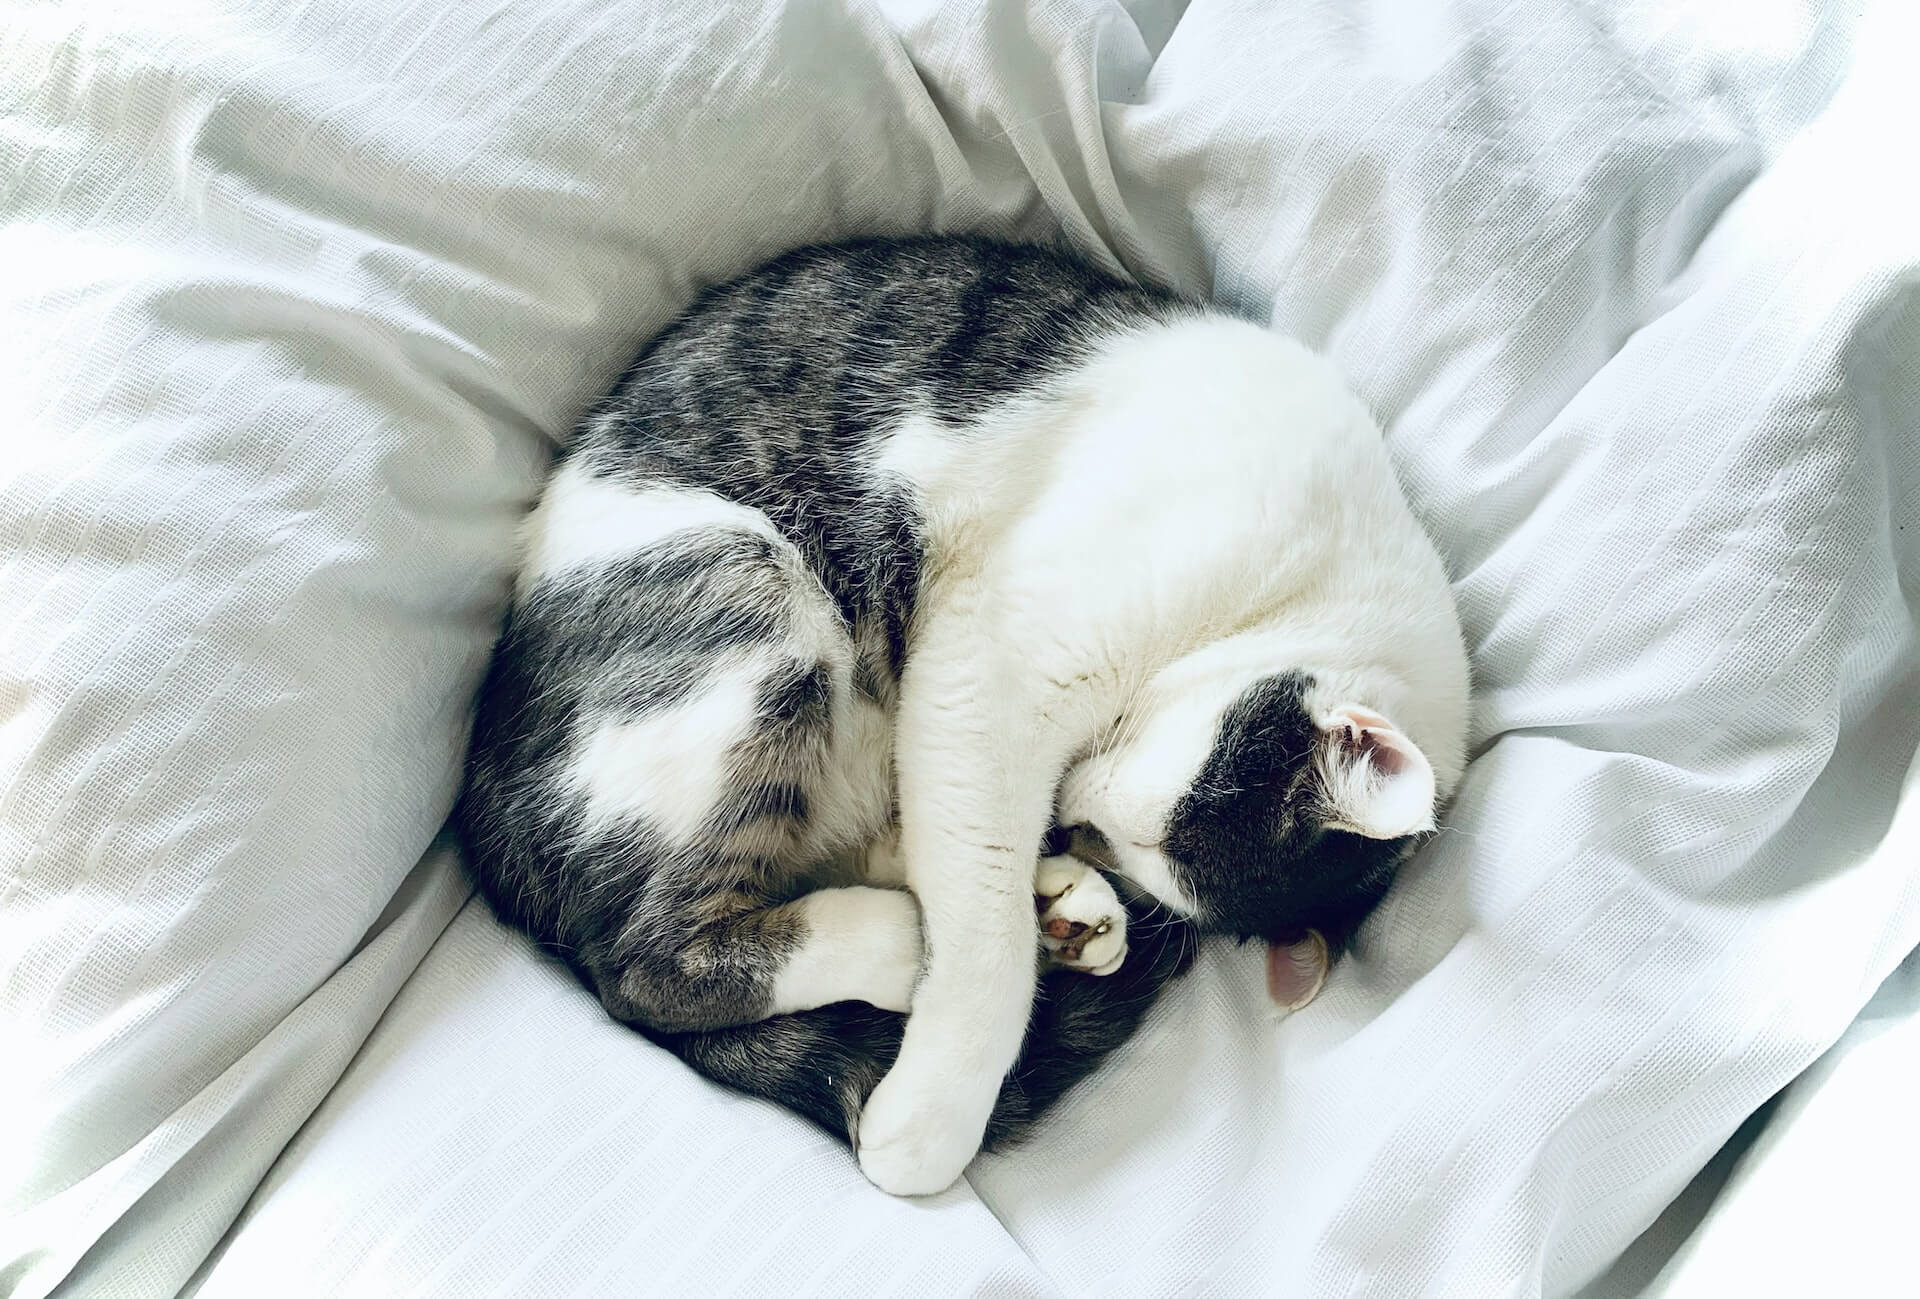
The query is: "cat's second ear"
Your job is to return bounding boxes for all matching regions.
[1317,704,1436,839]
[1267,931,1329,1010]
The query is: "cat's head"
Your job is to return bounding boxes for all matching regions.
[1057,664,1443,1008]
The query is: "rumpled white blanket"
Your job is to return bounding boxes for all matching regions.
[3,1,1916,1296]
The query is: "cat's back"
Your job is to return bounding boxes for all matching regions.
[979,314,1471,791]
[570,236,1182,477]
[977,312,1449,606]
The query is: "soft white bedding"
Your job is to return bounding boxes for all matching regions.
[1638,922,1920,1296]
[1581,911,1920,1298]
[4,1,1917,1296]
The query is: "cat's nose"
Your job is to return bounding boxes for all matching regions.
[1065,822,1117,871]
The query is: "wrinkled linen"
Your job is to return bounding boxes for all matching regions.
[3,1,1917,1295]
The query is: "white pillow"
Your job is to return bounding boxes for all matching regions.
[0,0,1054,1291]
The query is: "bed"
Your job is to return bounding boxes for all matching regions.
[4,1,1916,1295]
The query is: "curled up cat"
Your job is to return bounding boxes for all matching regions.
[455,235,1471,1197]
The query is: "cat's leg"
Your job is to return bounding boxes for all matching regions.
[1034,855,1127,976]
[857,831,907,887]
[595,882,923,1032]
[588,648,911,1031]
[865,839,1128,974]
[523,483,907,1035]
[854,617,1095,1196]
[766,886,925,1015]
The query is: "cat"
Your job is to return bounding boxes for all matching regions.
[455,234,1470,1197]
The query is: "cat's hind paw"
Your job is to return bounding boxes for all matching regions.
[1034,855,1127,976]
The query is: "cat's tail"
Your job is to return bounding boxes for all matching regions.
[650,886,1199,1151]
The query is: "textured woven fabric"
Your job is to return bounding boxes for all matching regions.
[1576,845,1920,1299]
[3,1,1916,1296]
[1636,887,1920,1298]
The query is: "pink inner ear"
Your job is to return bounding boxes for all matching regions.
[1336,706,1394,731]
[1336,706,1428,775]
[1266,932,1330,1011]
[1321,704,1438,839]
[1359,729,1408,775]
[1331,706,1412,775]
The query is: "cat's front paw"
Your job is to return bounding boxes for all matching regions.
[856,1063,988,1197]
[1035,854,1127,976]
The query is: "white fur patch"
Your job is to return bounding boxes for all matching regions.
[563,662,765,841]
[520,464,775,587]
[868,411,957,494]
[770,886,923,1015]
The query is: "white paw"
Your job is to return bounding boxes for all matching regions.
[1034,854,1127,976]
[856,1062,989,1197]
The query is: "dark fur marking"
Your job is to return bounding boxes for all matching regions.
[1164,671,1411,952]
[721,782,811,829]
[758,661,831,726]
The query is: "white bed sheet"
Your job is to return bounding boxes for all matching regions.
[6,1,1918,1296]
[1578,891,1920,1299]
[1638,923,1920,1297]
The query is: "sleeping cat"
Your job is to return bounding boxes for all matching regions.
[456,235,1470,1197]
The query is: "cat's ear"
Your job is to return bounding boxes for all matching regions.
[1267,930,1329,1010]
[1317,704,1436,839]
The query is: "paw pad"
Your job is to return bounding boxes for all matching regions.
[1034,856,1127,976]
